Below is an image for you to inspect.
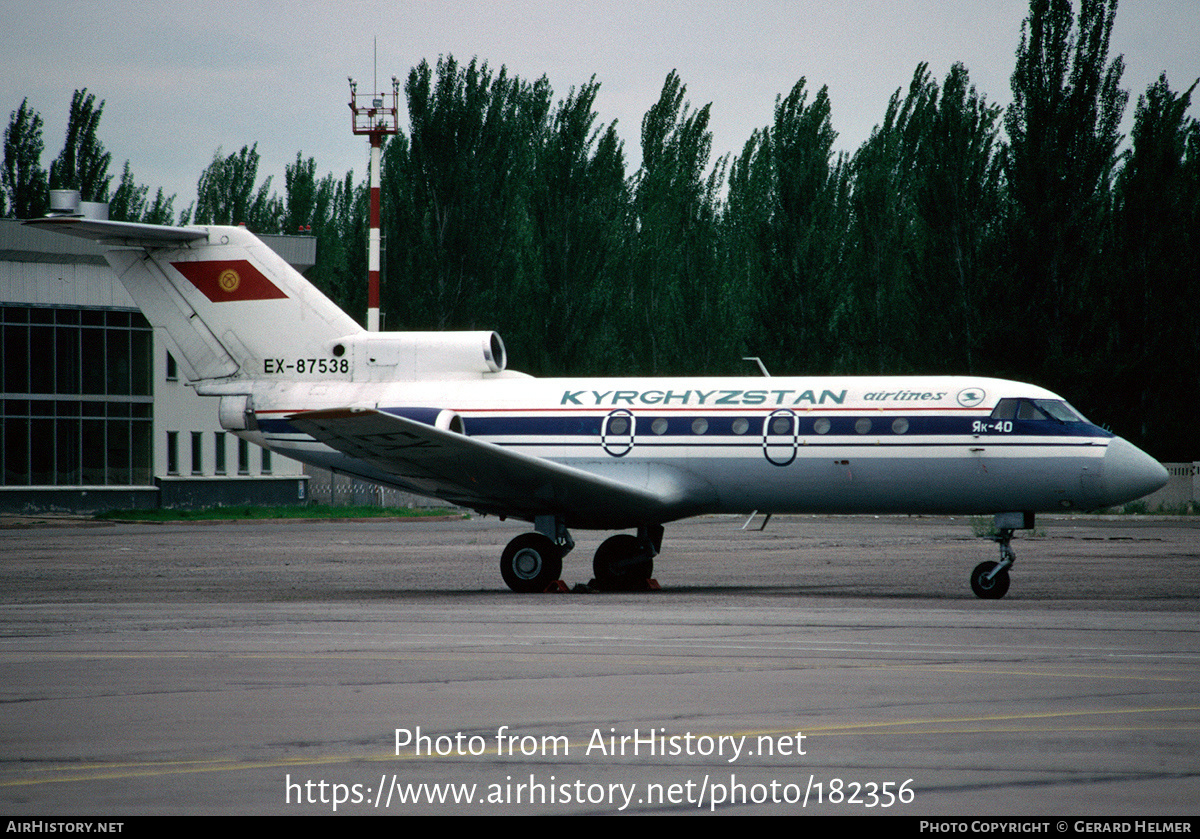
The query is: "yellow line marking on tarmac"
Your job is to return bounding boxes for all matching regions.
[2,654,1192,682]
[3,706,1198,788]
[845,664,1190,684]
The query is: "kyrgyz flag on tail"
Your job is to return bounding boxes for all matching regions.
[170,259,288,302]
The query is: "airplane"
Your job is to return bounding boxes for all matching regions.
[26,215,1170,598]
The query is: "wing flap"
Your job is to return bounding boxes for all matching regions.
[288,408,706,527]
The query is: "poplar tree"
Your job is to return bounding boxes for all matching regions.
[3,99,48,218]
[193,144,281,232]
[527,78,628,374]
[390,56,551,337]
[1110,74,1200,458]
[724,78,846,374]
[912,63,1004,374]
[629,71,725,374]
[108,161,148,221]
[1003,0,1126,381]
[48,89,112,202]
[845,65,936,373]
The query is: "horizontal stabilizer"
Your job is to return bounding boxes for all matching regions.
[25,215,362,383]
[23,216,208,248]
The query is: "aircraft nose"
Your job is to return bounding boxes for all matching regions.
[1101,437,1169,506]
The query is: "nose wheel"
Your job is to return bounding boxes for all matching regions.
[971,527,1016,599]
[970,560,1011,599]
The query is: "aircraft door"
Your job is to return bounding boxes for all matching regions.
[601,409,635,457]
[763,409,798,466]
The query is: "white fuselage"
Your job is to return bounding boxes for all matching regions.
[232,373,1160,527]
[27,217,1171,594]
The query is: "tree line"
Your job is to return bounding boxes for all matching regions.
[4,0,1197,461]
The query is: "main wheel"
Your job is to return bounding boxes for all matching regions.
[593,534,653,590]
[970,560,1010,600]
[500,533,563,593]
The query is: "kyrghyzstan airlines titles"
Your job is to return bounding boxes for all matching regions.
[560,388,953,407]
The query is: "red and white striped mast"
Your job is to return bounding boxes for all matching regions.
[348,69,400,332]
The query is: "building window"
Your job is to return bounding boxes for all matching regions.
[167,431,178,475]
[1,306,153,486]
[261,448,272,475]
[191,432,203,475]
[214,432,226,475]
[166,351,177,381]
[238,438,249,475]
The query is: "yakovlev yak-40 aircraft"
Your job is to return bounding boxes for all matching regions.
[29,216,1169,598]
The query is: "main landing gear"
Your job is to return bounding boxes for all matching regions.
[499,532,564,593]
[970,513,1031,600]
[499,518,662,593]
[592,525,662,591]
[500,516,572,593]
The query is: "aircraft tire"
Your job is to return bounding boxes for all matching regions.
[593,534,653,591]
[500,533,563,593]
[970,561,1010,600]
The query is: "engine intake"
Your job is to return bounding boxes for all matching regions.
[337,331,507,380]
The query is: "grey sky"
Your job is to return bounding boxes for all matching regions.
[4,1,1197,214]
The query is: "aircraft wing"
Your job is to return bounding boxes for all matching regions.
[288,408,709,527]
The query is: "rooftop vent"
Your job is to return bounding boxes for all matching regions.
[48,189,108,220]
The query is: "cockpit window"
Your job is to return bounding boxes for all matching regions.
[990,398,1018,420]
[1017,400,1047,421]
[1033,399,1084,423]
[990,398,1086,423]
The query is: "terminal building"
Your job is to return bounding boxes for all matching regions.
[0,212,312,514]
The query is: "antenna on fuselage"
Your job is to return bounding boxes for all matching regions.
[743,357,771,377]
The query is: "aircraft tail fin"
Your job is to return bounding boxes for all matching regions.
[24,217,362,383]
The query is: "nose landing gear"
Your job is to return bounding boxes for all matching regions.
[971,530,1014,599]
[971,513,1030,599]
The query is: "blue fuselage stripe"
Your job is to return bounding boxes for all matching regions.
[257,409,1113,443]
[451,414,1111,440]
